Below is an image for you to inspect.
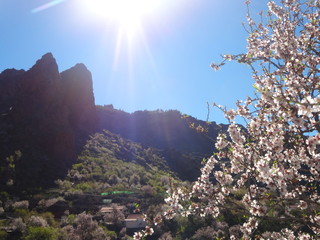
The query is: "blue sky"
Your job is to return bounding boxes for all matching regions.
[0,0,269,123]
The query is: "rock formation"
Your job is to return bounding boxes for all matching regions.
[0,53,97,188]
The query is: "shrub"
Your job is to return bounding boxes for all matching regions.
[0,207,4,216]
[12,201,29,210]
[23,226,57,240]
[27,216,48,227]
[12,217,26,233]
[0,230,8,240]
[63,212,108,240]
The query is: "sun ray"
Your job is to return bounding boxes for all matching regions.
[80,0,164,107]
[138,26,161,88]
[112,27,125,71]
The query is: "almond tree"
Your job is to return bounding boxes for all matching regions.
[164,0,320,239]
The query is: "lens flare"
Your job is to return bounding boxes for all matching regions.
[31,0,65,13]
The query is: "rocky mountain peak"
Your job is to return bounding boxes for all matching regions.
[28,52,60,82]
[34,52,56,66]
[0,53,97,188]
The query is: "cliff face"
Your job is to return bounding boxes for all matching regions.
[60,63,97,148]
[0,53,97,188]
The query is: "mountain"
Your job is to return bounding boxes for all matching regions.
[97,105,228,156]
[0,53,97,188]
[0,53,230,239]
[96,105,228,180]
[0,53,226,189]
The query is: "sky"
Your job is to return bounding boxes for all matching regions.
[0,0,270,123]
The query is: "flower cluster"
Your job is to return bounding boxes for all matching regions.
[133,226,154,240]
[162,0,320,238]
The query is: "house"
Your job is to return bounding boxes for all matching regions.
[99,205,125,214]
[125,214,147,229]
[99,205,126,225]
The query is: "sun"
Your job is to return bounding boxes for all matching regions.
[80,0,164,72]
[82,0,160,31]
[79,0,166,84]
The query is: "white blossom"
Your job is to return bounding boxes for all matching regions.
[160,0,320,238]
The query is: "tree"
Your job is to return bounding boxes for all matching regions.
[0,150,21,186]
[103,204,125,228]
[191,226,221,240]
[163,0,320,239]
[62,212,108,240]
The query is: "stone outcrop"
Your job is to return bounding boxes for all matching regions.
[60,63,97,148]
[0,53,97,188]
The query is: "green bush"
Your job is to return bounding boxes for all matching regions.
[40,212,57,227]
[0,230,8,240]
[75,182,92,191]
[23,227,57,240]
[104,229,117,239]
[14,209,30,220]
[0,192,9,202]
[67,214,75,224]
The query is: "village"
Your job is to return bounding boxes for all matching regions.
[99,192,147,230]
[69,191,149,234]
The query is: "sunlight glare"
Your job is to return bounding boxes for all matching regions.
[83,0,161,30]
[80,0,165,99]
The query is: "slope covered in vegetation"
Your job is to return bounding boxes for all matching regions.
[0,128,238,240]
[56,129,177,196]
[0,130,183,239]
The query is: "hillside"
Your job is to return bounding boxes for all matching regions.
[0,128,222,240]
[0,53,227,189]
[58,129,175,196]
[97,105,228,155]
[0,53,232,239]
